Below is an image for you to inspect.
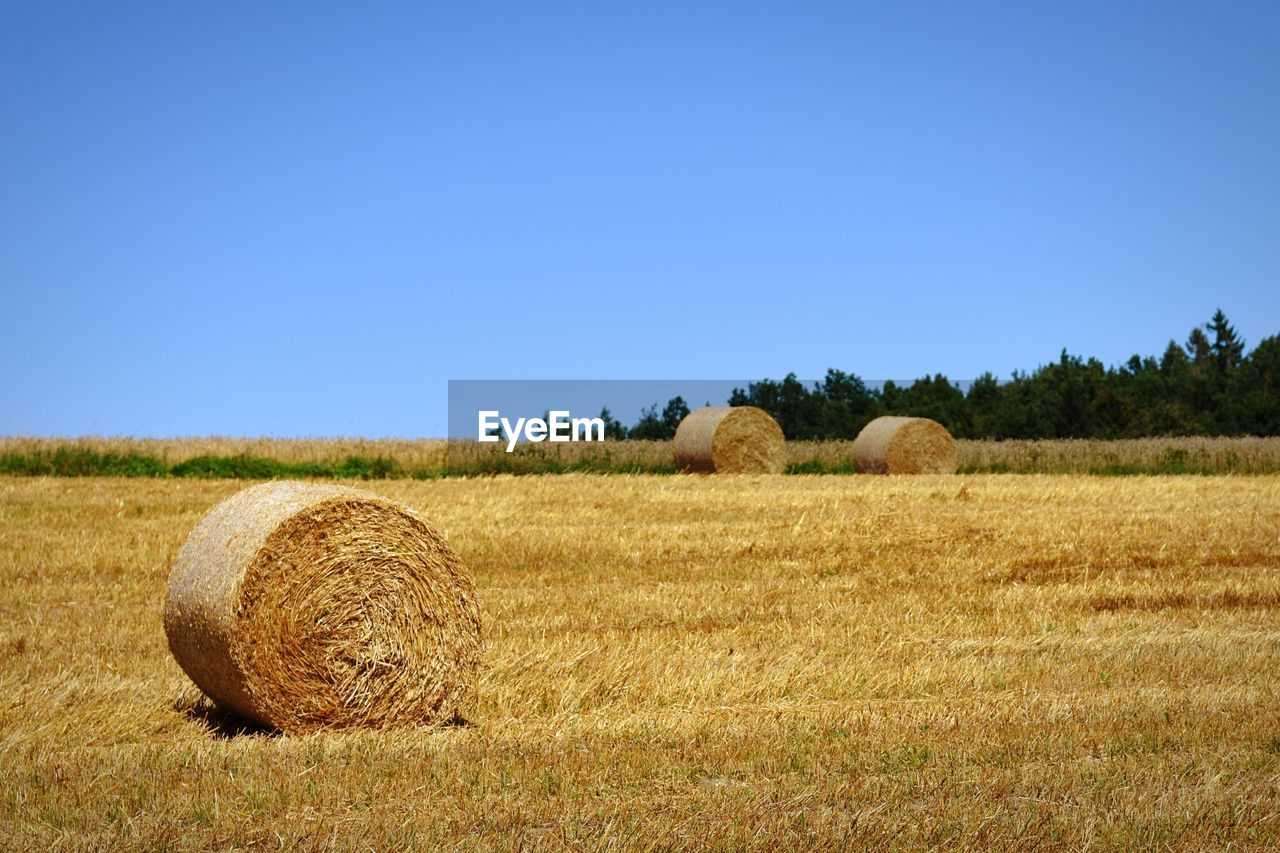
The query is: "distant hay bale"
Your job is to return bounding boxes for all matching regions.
[852,416,956,474]
[164,481,482,733]
[674,406,786,474]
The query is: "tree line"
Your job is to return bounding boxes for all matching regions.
[603,310,1279,440]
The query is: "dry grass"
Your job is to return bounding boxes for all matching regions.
[4,435,1280,476]
[952,435,1280,475]
[2,473,1279,848]
[442,435,1280,475]
[0,436,448,469]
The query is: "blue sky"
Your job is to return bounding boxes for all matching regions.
[2,2,1277,437]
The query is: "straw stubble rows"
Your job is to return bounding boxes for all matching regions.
[1,474,1278,848]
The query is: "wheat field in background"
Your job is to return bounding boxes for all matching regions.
[2,473,1278,848]
[0,435,450,468]
[3,435,1280,475]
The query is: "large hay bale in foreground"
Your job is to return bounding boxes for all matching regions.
[674,406,786,474]
[164,481,482,732]
[852,416,956,474]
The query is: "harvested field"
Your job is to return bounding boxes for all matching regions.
[2,473,1279,848]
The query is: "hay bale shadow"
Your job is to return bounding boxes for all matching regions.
[176,695,279,740]
[176,693,475,739]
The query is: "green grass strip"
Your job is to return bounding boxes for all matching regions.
[0,448,1272,478]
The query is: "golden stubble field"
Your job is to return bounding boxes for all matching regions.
[2,473,1279,849]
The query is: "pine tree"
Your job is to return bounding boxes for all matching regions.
[1207,309,1245,372]
[660,396,690,435]
[627,405,666,440]
[598,408,627,440]
[1160,340,1189,375]
[1185,327,1212,365]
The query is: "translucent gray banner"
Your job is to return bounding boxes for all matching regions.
[447,379,977,436]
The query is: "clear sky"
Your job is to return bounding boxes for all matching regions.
[2,2,1277,437]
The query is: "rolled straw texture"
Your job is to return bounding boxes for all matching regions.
[164,481,482,732]
[851,415,957,474]
[673,406,786,474]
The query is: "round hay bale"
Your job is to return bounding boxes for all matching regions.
[852,415,956,474]
[673,406,786,474]
[164,481,482,732]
